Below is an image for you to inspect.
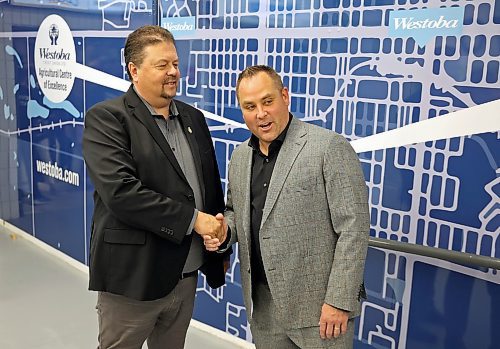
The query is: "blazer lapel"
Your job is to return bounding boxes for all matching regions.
[125,88,188,183]
[261,118,307,228]
[239,144,253,249]
[176,104,205,203]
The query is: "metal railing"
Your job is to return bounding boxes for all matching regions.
[369,237,500,270]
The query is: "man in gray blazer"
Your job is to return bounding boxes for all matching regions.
[204,65,370,348]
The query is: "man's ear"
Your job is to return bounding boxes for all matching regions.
[128,62,138,82]
[282,86,290,106]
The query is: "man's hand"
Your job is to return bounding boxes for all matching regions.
[193,211,224,240]
[201,213,227,251]
[202,235,222,251]
[215,213,227,242]
[318,304,348,339]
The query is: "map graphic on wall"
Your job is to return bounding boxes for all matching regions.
[0,1,498,348]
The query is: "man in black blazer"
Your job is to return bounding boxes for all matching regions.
[82,26,230,349]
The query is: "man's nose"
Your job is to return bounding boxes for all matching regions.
[166,65,177,75]
[256,107,267,118]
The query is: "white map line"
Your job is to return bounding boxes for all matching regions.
[0,120,84,136]
[0,31,137,38]
[351,99,500,153]
[71,62,247,129]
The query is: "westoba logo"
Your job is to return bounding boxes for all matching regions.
[389,7,464,47]
[160,16,196,38]
[39,47,71,60]
[35,14,76,103]
[393,15,459,30]
[164,22,194,31]
[39,23,71,60]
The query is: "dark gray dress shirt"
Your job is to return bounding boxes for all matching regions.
[136,88,204,274]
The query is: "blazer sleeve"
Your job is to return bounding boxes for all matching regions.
[323,135,370,312]
[82,103,194,244]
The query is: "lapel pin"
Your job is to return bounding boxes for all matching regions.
[187,126,192,134]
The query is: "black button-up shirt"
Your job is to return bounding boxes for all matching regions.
[249,115,292,285]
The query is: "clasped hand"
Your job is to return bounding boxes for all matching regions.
[194,212,226,250]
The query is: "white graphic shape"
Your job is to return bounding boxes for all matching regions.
[35,15,76,103]
[72,62,130,92]
[351,99,500,153]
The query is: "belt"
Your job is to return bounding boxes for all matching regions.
[180,270,198,280]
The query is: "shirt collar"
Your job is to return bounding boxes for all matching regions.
[133,85,179,119]
[249,113,293,155]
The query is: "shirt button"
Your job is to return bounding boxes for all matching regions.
[172,147,176,151]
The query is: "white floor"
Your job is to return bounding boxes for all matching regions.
[0,223,252,349]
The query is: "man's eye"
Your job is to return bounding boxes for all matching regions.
[245,105,255,111]
[263,100,272,105]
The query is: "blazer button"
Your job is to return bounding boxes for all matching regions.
[187,194,194,201]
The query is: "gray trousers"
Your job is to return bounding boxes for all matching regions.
[96,275,197,349]
[251,283,355,349]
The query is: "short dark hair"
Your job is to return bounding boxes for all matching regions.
[236,65,284,100]
[124,25,175,80]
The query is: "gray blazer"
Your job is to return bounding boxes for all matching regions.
[224,117,370,330]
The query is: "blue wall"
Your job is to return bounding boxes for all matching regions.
[1,1,499,348]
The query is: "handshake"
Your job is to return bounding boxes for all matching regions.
[193,212,227,251]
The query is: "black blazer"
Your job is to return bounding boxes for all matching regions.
[82,86,230,301]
